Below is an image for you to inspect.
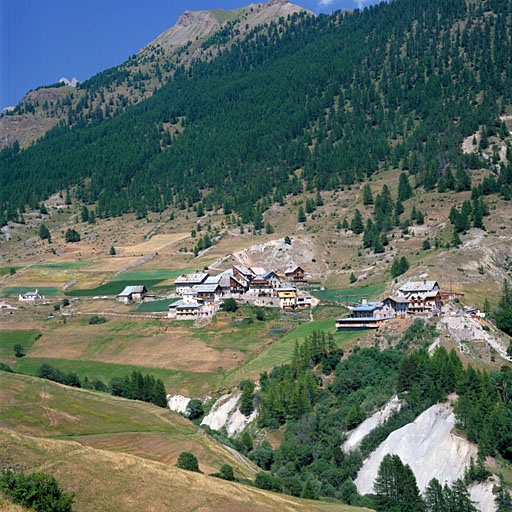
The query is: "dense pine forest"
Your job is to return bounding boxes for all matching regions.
[234,327,512,506]
[1,0,512,225]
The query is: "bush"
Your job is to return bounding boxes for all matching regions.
[177,452,201,473]
[64,229,80,243]
[186,399,204,420]
[13,344,25,358]
[88,315,107,324]
[218,464,235,481]
[0,470,74,512]
[221,298,238,312]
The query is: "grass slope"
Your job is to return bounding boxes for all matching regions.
[0,428,369,512]
[0,286,59,297]
[0,371,251,478]
[11,358,221,397]
[224,319,364,384]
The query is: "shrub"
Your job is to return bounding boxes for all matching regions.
[0,470,74,512]
[13,344,25,358]
[218,464,235,481]
[186,399,204,420]
[177,452,201,473]
[88,315,107,324]
[221,298,238,312]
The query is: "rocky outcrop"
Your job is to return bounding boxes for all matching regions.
[441,315,511,362]
[167,394,191,414]
[354,401,496,511]
[201,391,258,436]
[342,395,403,453]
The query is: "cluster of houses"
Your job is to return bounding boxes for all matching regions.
[168,264,315,319]
[335,280,464,331]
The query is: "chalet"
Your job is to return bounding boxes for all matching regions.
[261,270,280,289]
[232,265,254,283]
[229,274,248,295]
[18,289,43,304]
[407,292,442,315]
[284,264,306,283]
[117,285,147,304]
[249,267,267,277]
[336,299,393,330]
[276,287,297,309]
[249,275,273,295]
[383,296,410,318]
[168,300,202,319]
[439,291,465,301]
[335,316,392,331]
[297,292,313,309]
[192,283,221,304]
[174,273,208,295]
[398,280,440,297]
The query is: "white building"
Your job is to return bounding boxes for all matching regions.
[18,289,43,304]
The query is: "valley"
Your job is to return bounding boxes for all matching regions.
[1,0,512,510]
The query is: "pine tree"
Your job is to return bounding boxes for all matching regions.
[351,209,364,234]
[315,190,323,206]
[300,480,317,500]
[399,256,409,275]
[424,478,445,512]
[297,205,306,223]
[39,224,51,241]
[81,205,89,223]
[398,173,413,201]
[362,183,374,205]
[349,272,357,284]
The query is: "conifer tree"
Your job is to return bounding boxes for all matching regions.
[297,206,306,223]
[398,173,413,201]
[362,183,374,205]
[351,209,364,234]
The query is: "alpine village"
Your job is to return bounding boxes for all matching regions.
[2,0,512,511]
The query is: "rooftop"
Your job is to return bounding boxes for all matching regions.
[174,273,208,285]
[399,280,439,292]
[118,285,146,296]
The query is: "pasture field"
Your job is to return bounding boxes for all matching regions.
[0,286,60,297]
[65,279,166,296]
[313,285,382,303]
[0,428,366,512]
[0,372,256,479]
[11,357,222,396]
[112,268,195,281]
[0,330,40,360]
[134,299,178,312]
[223,319,365,385]
[33,261,92,270]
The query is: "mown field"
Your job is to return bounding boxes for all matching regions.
[134,298,178,312]
[313,286,381,303]
[11,357,222,396]
[0,286,60,297]
[0,371,255,478]
[0,330,40,360]
[0,427,367,512]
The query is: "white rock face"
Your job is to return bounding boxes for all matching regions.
[354,402,496,511]
[167,394,191,414]
[441,315,511,362]
[201,391,257,436]
[342,395,403,453]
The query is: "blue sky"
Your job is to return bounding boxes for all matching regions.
[1,0,375,110]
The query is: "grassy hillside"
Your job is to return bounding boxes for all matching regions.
[0,428,369,512]
[0,371,253,477]
[0,371,371,512]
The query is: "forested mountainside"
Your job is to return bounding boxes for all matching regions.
[0,0,308,151]
[1,0,512,226]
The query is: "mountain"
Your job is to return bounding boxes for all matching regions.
[0,0,309,151]
[1,0,511,229]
